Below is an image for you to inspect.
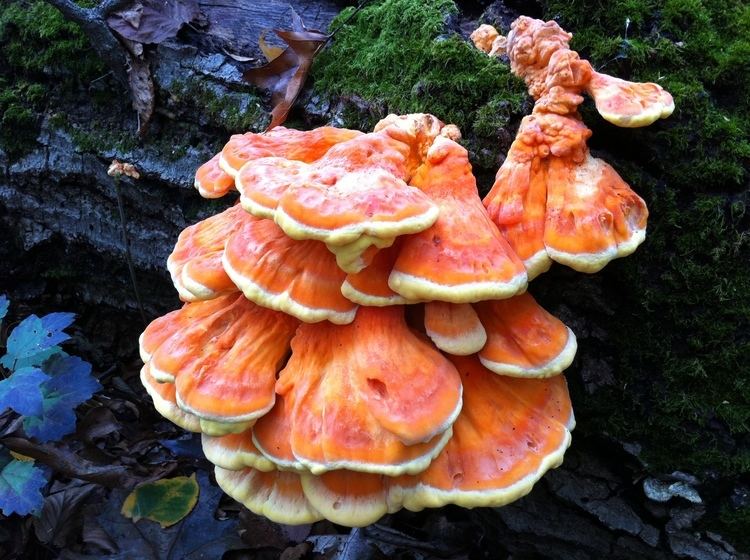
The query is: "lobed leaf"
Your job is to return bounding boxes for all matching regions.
[0,312,75,370]
[0,367,49,416]
[23,354,101,443]
[0,450,47,516]
[244,8,328,130]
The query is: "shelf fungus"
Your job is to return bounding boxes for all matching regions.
[140,16,668,522]
[472,16,673,275]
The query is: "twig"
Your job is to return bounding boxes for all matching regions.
[113,178,147,326]
[1,436,142,489]
[327,0,371,40]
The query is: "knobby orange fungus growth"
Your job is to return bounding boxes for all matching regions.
[139,17,672,526]
[471,17,673,277]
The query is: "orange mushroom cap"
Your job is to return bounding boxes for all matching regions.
[219,126,363,178]
[236,157,308,219]
[300,470,398,527]
[544,153,649,272]
[274,166,438,248]
[194,154,235,199]
[475,292,577,378]
[288,356,575,524]
[251,393,307,472]
[215,467,323,525]
[340,241,413,306]
[394,355,573,510]
[423,302,487,356]
[483,112,591,279]
[140,296,233,373]
[587,71,675,128]
[390,136,527,301]
[474,17,672,276]
[167,205,246,302]
[222,215,357,324]
[147,293,299,435]
[469,24,502,56]
[270,115,448,261]
[201,430,276,472]
[256,306,462,475]
[140,364,201,433]
[139,308,183,365]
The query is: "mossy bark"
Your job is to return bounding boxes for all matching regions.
[1,0,748,557]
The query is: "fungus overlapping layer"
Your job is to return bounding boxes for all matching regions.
[139,15,671,527]
[472,17,672,276]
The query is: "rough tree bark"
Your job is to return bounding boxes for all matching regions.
[0,1,746,559]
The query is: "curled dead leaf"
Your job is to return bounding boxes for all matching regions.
[107,0,200,45]
[259,30,285,62]
[243,9,329,130]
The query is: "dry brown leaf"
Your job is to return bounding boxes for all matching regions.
[243,9,329,130]
[258,30,285,62]
[107,0,199,45]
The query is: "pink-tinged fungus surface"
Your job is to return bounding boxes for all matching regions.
[262,307,462,476]
[475,293,577,378]
[167,205,246,302]
[140,364,201,433]
[390,136,527,301]
[473,16,672,275]
[240,355,574,527]
[394,355,574,510]
[147,294,299,435]
[215,467,323,525]
[194,154,235,199]
[201,430,276,472]
[222,216,357,324]
[340,242,412,306]
[423,302,487,356]
[219,126,363,178]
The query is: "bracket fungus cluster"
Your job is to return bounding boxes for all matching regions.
[472,17,673,277]
[139,16,672,527]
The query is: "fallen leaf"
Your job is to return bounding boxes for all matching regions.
[258,30,285,62]
[81,515,118,554]
[77,408,121,445]
[121,473,199,528]
[33,481,97,547]
[62,471,243,560]
[124,48,155,136]
[23,354,101,443]
[1,436,142,489]
[0,449,47,516]
[244,9,329,130]
[107,0,200,45]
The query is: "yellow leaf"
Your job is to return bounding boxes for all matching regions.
[9,452,34,462]
[121,473,199,528]
[259,30,285,62]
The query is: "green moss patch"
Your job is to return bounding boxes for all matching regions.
[0,1,106,157]
[169,78,269,133]
[312,0,527,147]
[542,0,750,192]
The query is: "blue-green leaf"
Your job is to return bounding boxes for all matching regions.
[23,354,101,443]
[0,295,8,321]
[0,450,47,516]
[0,367,49,416]
[0,312,75,370]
